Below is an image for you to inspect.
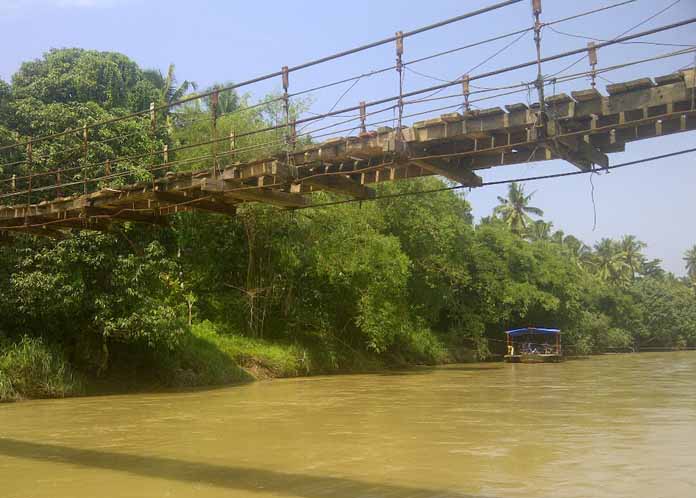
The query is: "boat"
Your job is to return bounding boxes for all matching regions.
[504,327,564,363]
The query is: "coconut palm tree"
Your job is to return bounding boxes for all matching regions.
[563,235,592,270]
[204,82,239,117]
[592,238,629,284]
[551,229,566,247]
[493,182,544,234]
[527,220,553,241]
[640,258,665,279]
[160,63,197,107]
[684,245,696,281]
[619,235,647,280]
[145,64,197,135]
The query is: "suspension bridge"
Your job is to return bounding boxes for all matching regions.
[1,0,694,239]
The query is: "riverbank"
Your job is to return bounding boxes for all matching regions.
[3,322,694,403]
[1,321,467,402]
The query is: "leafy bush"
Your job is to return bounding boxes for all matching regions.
[0,336,83,401]
[396,324,449,365]
[150,329,252,387]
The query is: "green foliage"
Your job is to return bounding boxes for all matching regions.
[0,336,83,401]
[11,48,156,110]
[630,277,696,348]
[3,231,188,374]
[141,327,252,388]
[192,321,305,377]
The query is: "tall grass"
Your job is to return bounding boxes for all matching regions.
[192,321,306,378]
[0,336,83,402]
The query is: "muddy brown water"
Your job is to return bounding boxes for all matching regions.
[1,352,695,497]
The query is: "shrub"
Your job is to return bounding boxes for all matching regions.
[192,321,305,377]
[0,336,83,401]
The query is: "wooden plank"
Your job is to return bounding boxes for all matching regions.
[553,136,609,171]
[200,178,310,208]
[152,191,238,217]
[85,207,168,226]
[303,174,376,199]
[410,158,482,186]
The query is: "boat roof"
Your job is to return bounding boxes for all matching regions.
[505,327,561,336]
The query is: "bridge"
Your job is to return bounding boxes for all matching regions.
[1,1,695,239]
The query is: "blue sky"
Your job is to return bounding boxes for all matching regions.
[1,0,695,274]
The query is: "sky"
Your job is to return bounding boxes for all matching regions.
[0,0,695,274]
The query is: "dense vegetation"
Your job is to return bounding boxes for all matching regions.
[1,49,695,401]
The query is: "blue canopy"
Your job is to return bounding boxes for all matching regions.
[505,327,561,336]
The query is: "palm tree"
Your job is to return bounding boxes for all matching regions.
[684,245,696,281]
[551,229,565,247]
[564,235,592,270]
[619,235,647,280]
[205,82,239,117]
[160,63,197,107]
[146,64,197,135]
[640,258,665,279]
[527,220,553,241]
[592,238,629,284]
[493,182,544,234]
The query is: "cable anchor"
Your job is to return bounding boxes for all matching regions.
[588,42,598,88]
[462,74,470,112]
[359,101,367,134]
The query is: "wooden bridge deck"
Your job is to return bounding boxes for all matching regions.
[1,69,694,238]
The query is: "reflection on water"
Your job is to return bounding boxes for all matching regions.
[1,353,695,498]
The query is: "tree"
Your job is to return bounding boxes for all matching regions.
[684,245,696,281]
[562,235,592,269]
[150,63,197,135]
[592,238,629,285]
[527,220,553,241]
[11,48,154,110]
[158,63,197,107]
[640,258,665,279]
[493,182,544,234]
[619,235,646,280]
[205,82,240,117]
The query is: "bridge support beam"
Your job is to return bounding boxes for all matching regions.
[410,158,483,186]
[85,207,169,226]
[200,178,310,208]
[301,174,376,199]
[546,134,609,172]
[153,191,238,217]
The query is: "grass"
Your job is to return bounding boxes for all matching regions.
[0,322,456,402]
[165,329,254,386]
[0,336,83,402]
[192,321,306,378]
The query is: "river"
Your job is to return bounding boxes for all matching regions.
[1,352,694,497]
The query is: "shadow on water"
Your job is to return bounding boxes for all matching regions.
[0,438,498,498]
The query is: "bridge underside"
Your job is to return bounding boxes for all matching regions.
[1,70,695,238]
